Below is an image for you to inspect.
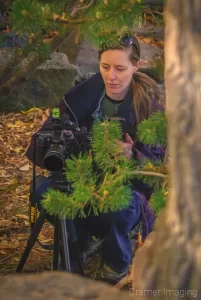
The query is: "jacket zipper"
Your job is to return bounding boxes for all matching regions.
[63,96,78,124]
[92,90,105,118]
[96,90,105,112]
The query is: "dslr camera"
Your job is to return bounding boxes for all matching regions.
[35,108,91,172]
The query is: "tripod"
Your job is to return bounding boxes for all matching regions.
[16,206,84,274]
[16,134,85,274]
[16,149,84,274]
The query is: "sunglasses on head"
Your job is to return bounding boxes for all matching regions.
[119,34,140,56]
[99,34,139,55]
[119,34,134,46]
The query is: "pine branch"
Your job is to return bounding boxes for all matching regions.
[131,157,168,189]
[149,189,167,213]
[130,170,167,178]
[48,14,95,24]
[41,97,168,218]
[42,120,135,218]
[137,111,167,147]
[70,0,96,17]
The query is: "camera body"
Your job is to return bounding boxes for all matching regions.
[36,109,91,171]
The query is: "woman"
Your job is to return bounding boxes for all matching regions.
[26,33,164,284]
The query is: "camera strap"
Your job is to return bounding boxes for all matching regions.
[29,134,38,229]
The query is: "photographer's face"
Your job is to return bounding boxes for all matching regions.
[100,49,140,100]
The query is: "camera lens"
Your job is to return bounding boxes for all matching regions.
[44,144,66,171]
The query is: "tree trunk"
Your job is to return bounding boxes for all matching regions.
[131,0,201,298]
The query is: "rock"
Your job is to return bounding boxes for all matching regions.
[139,40,163,68]
[0,52,80,112]
[0,271,132,300]
[0,48,14,70]
[75,41,99,74]
[39,52,70,69]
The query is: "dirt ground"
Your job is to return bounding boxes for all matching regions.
[0,109,53,275]
[0,108,100,279]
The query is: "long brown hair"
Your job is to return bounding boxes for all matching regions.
[99,34,160,124]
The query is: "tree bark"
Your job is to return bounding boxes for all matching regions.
[131,0,201,298]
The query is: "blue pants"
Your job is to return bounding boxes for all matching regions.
[34,178,141,273]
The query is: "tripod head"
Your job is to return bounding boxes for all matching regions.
[48,170,71,193]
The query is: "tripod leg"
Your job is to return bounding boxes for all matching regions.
[60,219,71,272]
[66,220,84,275]
[52,216,61,270]
[16,209,46,272]
[71,243,84,275]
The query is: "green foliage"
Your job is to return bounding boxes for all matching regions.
[42,113,168,219]
[10,0,45,34]
[9,0,144,39]
[137,111,167,147]
[21,38,51,61]
[34,41,52,62]
[134,157,166,189]
[150,189,167,213]
[92,120,125,171]
[6,0,63,65]
[42,120,135,219]
[65,153,94,184]
[5,0,149,62]
[80,0,145,47]
[9,0,70,36]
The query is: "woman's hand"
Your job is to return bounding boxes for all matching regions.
[116,133,134,160]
